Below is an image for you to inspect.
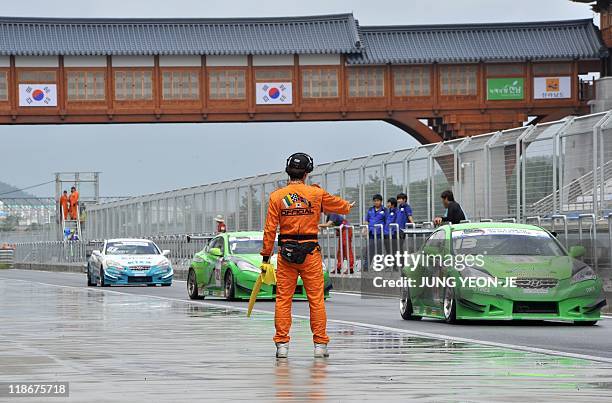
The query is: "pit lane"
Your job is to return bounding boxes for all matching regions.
[1,269,612,401]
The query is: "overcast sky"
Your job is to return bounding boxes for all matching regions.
[0,0,594,198]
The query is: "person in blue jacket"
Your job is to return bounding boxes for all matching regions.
[385,197,399,256]
[364,194,387,269]
[396,193,414,252]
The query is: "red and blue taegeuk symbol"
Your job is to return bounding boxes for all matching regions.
[31,89,45,101]
[267,87,280,99]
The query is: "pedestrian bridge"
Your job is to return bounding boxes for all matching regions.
[0,14,604,141]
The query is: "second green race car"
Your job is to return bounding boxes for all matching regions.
[187,231,332,300]
[399,223,606,325]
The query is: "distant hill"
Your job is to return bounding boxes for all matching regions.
[0,181,39,202]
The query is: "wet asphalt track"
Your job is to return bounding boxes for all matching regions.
[1,269,612,361]
[2,269,612,401]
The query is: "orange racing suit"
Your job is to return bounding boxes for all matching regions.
[59,194,69,220]
[261,182,351,344]
[69,191,79,220]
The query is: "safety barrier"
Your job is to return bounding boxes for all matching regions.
[12,234,213,271]
[11,215,612,285]
[0,247,14,268]
[319,223,436,276]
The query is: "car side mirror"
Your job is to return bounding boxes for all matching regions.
[550,231,558,238]
[162,249,171,257]
[568,245,585,258]
[209,247,223,257]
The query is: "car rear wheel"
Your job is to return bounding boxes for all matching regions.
[574,320,598,326]
[187,268,203,300]
[224,270,236,301]
[400,285,421,320]
[443,287,457,324]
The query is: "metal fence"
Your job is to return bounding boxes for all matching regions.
[85,110,612,239]
[12,213,612,276]
[12,235,212,272]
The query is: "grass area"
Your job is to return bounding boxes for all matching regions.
[0,263,11,269]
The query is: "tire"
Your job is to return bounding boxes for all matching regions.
[162,283,171,287]
[86,264,95,287]
[400,285,422,320]
[443,286,457,324]
[187,268,203,300]
[224,270,236,301]
[574,320,598,326]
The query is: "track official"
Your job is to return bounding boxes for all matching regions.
[260,152,354,359]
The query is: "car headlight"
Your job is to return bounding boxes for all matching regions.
[571,266,597,284]
[157,260,171,269]
[236,260,260,273]
[105,260,123,269]
[459,266,494,279]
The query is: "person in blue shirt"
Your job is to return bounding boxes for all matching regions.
[396,193,414,253]
[364,194,387,269]
[396,193,414,229]
[385,197,399,256]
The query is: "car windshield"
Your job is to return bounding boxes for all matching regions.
[229,237,263,255]
[452,228,564,256]
[105,241,159,255]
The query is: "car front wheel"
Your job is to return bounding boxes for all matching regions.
[99,268,109,287]
[443,286,457,324]
[86,264,95,287]
[187,268,203,300]
[224,270,236,301]
[400,285,421,320]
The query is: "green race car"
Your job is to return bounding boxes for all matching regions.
[187,231,332,300]
[399,223,606,325]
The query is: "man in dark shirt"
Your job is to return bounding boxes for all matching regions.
[434,190,466,225]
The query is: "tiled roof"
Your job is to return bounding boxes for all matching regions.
[0,15,606,63]
[0,14,362,56]
[347,19,607,64]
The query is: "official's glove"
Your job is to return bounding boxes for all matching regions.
[260,263,276,285]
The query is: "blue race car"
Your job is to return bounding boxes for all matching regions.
[87,239,173,286]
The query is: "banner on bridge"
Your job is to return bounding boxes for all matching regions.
[19,84,58,107]
[255,83,292,105]
[533,77,571,99]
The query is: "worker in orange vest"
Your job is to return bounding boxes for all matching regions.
[260,152,354,359]
[69,186,79,220]
[59,190,69,220]
[215,215,227,233]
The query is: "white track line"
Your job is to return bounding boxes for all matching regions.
[3,275,612,364]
